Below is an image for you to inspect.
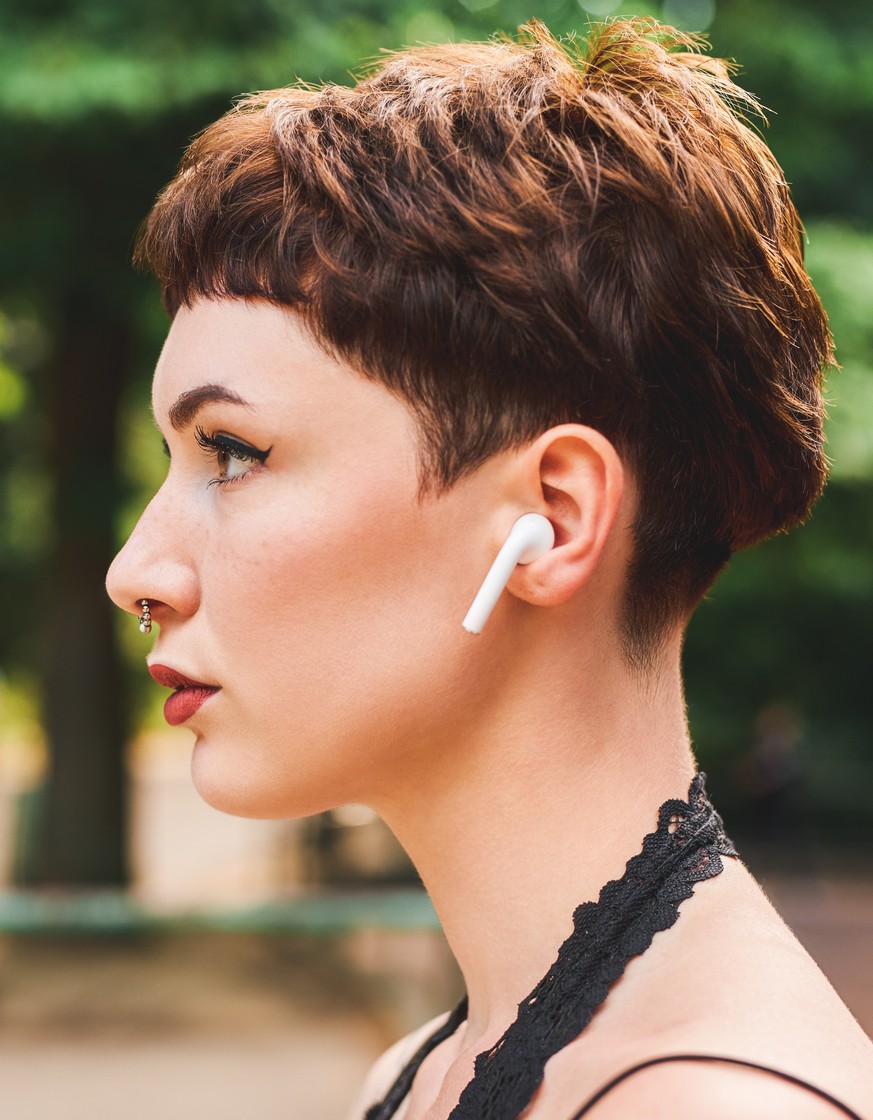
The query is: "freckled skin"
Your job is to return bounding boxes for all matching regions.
[106,298,511,819]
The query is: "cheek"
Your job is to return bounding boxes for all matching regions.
[212,467,433,630]
[252,488,447,682]
[194,478,482,811]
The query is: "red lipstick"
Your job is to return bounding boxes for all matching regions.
[149,664,220,727]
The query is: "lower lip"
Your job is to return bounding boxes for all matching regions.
[164,687,220,727]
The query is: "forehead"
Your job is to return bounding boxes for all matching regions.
[153,298,340,412]
[151,298,419,448]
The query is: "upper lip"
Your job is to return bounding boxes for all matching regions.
[148,663,220,691]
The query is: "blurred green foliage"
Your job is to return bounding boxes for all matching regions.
[0,0,870,867]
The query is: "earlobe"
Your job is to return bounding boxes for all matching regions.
[508,425,625,610]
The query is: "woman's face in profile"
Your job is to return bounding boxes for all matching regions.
[107,298,494,819]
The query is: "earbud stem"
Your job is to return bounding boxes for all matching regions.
[462,514,555,634]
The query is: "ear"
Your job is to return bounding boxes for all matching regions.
[506,424,625,609]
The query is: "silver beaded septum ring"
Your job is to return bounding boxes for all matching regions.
[138,599,152,634]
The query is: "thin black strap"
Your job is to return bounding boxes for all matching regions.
[568,1054,865,1119]
[363,997,469,1120]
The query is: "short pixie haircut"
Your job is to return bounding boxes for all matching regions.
[136,18,832,663]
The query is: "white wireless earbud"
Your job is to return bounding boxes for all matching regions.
[462,513,555,634]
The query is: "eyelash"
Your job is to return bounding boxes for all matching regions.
[193,425,271,487]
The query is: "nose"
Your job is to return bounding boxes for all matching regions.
[105,484,200,627]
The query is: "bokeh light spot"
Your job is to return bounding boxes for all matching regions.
[661,0,716,32]
[457,0,498,12]
[0,361,26,420]
[576,0,623,15]
[404,11,455,44]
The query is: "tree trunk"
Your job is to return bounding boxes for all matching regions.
[21,309,131,886]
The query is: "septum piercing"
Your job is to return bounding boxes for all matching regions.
[138,599,152,635]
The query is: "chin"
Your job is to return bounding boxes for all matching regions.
[189,735,341,820]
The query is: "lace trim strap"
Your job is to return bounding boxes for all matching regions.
[363,774,739,1120]
[449,773,736,1119]
[363,998,469,1120]
[567,1054,864,1120]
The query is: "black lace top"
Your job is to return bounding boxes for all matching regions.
[365,773,735,1119]
[360,775,865,1115]
[362,774,864,1120]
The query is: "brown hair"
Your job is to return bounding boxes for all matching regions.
[135,18,832,663]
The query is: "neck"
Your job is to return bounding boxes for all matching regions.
[371,628,695,1046]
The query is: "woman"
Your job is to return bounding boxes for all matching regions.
[106,19,873,1119]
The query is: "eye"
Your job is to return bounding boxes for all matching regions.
[194,425,271,487]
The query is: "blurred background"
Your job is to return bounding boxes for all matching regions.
[0,0,870,1117]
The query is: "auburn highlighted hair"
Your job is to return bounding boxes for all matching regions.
[136,18,832,663]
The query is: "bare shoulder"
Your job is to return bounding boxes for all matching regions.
[545,859,873,1119]
[670,862,873,1074]
[344,1010,456,1120]
[567,1057,868,1120]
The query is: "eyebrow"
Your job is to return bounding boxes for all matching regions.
[166,384,254,431]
